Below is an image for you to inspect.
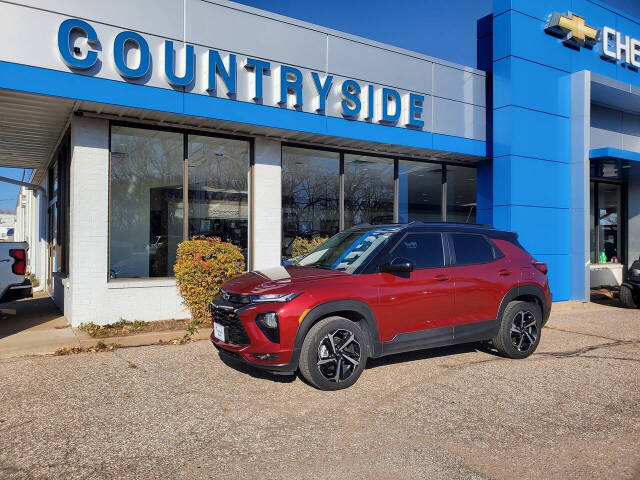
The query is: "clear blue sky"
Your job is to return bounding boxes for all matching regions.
[0,0,639,212]
[233,0,640,66]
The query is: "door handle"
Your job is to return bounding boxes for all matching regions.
[499,269,512,276]
[434,274,450,282]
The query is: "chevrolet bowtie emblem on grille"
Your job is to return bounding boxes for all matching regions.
[545,12,599,47]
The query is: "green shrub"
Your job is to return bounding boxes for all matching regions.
[291,236,328,259]
[174,236,245,324]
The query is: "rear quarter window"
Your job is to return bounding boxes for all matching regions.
[451,233,495,265]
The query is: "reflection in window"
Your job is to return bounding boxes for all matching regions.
[451,233,494,265]
[446,165,477,223]
[390,233,444,268]
[344,155,394,228]
[110,126,183,278]
[282,147,340,258]
[188,135,249,261]
[398,160,442,222]
[597,183,621,264]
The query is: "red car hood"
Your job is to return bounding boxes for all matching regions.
[222,266,349,295]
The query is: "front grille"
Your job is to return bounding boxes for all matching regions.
[211,303,251,345]
[219,290,251,308]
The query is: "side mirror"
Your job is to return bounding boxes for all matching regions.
[381,257,415,273]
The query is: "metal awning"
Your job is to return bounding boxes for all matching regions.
[0,87,488,188]
[0,89,75,184]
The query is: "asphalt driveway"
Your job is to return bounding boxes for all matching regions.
[0,303,638,480]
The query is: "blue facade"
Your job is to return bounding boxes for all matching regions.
[479,0,640,301]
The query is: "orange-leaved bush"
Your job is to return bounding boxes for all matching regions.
[291,236,328,258]
[174,236,245,324]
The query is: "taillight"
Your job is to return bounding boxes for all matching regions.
[532,260,547,275]
[9,249,26,275]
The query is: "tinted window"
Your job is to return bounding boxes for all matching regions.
[451,234,494,265]
[390,233,444,269]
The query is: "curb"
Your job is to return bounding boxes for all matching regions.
[74,328,213,348]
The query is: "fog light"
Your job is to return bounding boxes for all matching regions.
[255,312,280,343]
[251,353,279,361]
[257,312,278,328]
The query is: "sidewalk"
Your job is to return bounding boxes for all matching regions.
[0,293,622,360]
[0,292,210,359]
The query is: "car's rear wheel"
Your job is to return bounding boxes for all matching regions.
[620,283,639,309]
[492,300,542,359]
[298,316,368,390]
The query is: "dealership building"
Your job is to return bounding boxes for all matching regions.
[3,0,640,325]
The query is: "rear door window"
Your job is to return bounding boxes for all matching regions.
[390,233,444,269]
[450,233,495,265]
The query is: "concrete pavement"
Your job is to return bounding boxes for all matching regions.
[0,303,638,479]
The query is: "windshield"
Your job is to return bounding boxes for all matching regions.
[297,227,398,273]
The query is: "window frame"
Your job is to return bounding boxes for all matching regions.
[387,232,447,270]
[446,232,498,267]
[281,142,477,230]
[108,121,253,281]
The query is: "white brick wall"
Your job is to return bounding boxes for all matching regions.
[67,116,189,326]
[251,138,282,270]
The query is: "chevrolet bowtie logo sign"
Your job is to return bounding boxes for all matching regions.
[545,12,599,47]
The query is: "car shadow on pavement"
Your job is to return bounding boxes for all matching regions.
[217,342,492,385]
[217,352,298,383]
[365,343,484,369]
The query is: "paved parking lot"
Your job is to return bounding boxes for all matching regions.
[1,303,639,480]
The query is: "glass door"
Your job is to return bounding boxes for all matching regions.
[591,181,624,265]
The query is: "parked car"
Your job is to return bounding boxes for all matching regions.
[0,241,32,304]
[620,256,640,309]
[210,223,551,390]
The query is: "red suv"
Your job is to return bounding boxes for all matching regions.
[210,223,551,390]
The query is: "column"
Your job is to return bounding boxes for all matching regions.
[251,138,282,271]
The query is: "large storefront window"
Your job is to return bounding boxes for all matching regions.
[281,145,479,261]
[398,160,442,222]
[446,165,477,223]
[344,154,394,228]
[282,148,339,257]
[188,135,249,258]
[109,125,249,279]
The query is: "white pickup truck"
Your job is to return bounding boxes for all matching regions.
[0,241,32,304]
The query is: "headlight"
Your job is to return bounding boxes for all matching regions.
[249,293,301,303]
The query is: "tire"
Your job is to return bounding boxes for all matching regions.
[491,300,542,359]
[298,316,369,391]
[620,283,639,309]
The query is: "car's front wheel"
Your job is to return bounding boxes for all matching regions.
[491,300,542,359]
[298,316,368,390]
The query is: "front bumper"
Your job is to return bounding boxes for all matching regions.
[211,340,297,375]
[209,298,301,374]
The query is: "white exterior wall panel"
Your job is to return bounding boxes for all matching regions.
[0,0,486,141]
[68,117,188,325]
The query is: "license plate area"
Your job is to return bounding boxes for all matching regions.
[213,322,227,342]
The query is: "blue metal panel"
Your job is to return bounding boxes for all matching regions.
[493,156,570,208]
[495,11,572,70]
[493,205,570,255]
[493,57,571,117]
[493,106,570,161]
